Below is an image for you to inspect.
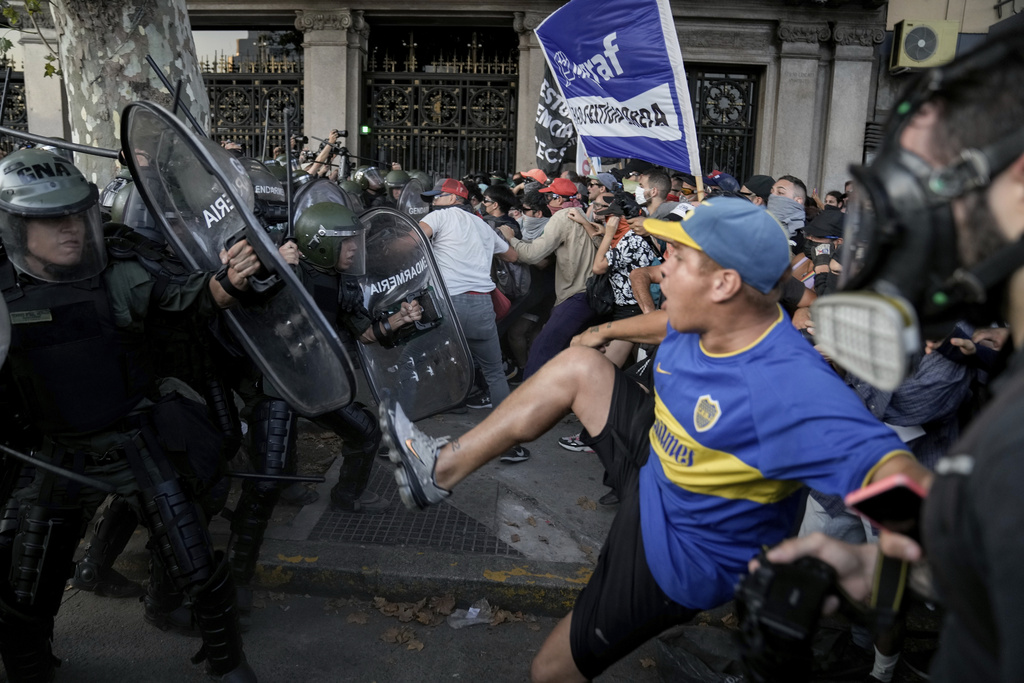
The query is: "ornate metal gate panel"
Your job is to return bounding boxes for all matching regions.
[0,56,28,155]
[687,67,760,183]
[202,55,303,160]
[366,65,517,177]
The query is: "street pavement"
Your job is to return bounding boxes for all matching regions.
[52,399,667,681]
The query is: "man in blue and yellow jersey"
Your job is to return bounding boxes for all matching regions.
[379,197,932,683]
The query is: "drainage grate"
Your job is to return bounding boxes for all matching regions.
[310,465,521,557]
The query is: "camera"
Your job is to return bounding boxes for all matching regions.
[734,555,837,683]
[299,150,316,163]
[291,134,309,145]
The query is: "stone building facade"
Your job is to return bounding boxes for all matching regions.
[14,1,1011,193]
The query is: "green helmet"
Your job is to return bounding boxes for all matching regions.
[0,148,107,282]
[338,180,363,196]
[294,202,367,275]
[353,165,384,192]
[385,169,410,191]
[408,170,431,188]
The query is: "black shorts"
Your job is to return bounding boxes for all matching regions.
[570,369,699,680]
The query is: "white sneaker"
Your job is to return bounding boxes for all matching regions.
[379,400,451,511]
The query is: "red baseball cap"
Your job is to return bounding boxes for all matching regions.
[538,177,578,197]
[421,178,469,201]
[519,168,549,184]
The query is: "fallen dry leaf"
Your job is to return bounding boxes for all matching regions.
[406,639,424,651]
[526,516,537,527]
[279,604,290,612]
[504,520,520,528]
[538,536,548,544]
[510,534,520,543]
[527,623,541,631]
[721,613,739,628]
[268,592,287,602]
[347,612,369,624]
[640,657,656,669]
[576,496,597,511]
[429,595,456,615]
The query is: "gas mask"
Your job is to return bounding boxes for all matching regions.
[811,35,1024,391]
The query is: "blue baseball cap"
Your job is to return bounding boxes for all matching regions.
[644,197,790,294]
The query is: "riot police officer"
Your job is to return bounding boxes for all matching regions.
[226,201,422,627]
[0,148,258,682]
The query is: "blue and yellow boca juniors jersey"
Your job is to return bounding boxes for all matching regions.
[639,307,911,610]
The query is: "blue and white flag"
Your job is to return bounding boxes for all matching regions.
[535,0,702,177]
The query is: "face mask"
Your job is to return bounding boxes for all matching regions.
[521,215,549,241]
[634,186,647,205]
[766,195,805,236]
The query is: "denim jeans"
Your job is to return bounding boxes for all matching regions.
[451,292,510,406]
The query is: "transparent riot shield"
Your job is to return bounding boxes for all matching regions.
[120,101,355,416]
[397,179,430,221]
[292,178,356,225]
[357,207,473,420]
[0,297,9,369]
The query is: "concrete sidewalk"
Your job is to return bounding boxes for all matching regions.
[112,404,618,617]
[244,406,616,616]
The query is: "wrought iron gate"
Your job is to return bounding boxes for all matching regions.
[0,56,28,155]
[687,67,760,183]
[366,58,517,177]
[203,54,302,160]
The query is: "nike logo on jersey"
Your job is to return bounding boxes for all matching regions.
[656,363,671,375]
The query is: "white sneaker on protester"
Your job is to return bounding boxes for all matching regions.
[557,432,594,453]
[379,400,452,511]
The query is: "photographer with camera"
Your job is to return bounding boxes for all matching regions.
[745,23,1024,683]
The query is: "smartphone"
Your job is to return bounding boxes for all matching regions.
[844,473,927,540]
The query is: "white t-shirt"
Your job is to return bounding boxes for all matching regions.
[420,207,509,295]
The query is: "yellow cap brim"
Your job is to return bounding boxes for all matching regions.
[643,218,702,252]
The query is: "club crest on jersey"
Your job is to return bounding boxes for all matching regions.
[693,394,721,432]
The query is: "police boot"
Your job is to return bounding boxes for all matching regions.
[144,552,200,637]
[0,596,58,683]
[191,560,255,681]
[70,496,143,598]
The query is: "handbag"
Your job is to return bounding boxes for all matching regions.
[585,272,616,316]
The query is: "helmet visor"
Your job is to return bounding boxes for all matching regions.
[0,204,107,282]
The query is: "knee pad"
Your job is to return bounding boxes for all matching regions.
[248,398,298,475]
[137,478,215,591]
[204,375,243,461]
[9,504,83,615]
[316,403,382,456]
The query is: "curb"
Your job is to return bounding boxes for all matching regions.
[252,538,593,617]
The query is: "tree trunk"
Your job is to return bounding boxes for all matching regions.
[48,0,209,184]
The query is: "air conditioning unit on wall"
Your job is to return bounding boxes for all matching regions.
[890,20,960,72]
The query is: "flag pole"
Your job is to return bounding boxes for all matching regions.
[694,174,706,202]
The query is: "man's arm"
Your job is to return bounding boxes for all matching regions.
[630,264,662,314]
[498,219,563,264]
[417,220,434,239]
[572,310,670,348]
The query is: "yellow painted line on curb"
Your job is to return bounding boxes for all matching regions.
[276,554,319,564]
[483,566,593,585]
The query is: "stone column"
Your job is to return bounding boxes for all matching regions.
[295,9,368,164]
[769,21,830,184]
[18,23,66,137]
[513,12,550,174]
[819,24,885,194]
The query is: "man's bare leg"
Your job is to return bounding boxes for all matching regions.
[530,612,586,683]
[434,347,616,490]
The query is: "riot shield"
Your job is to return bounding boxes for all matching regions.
[357,207,473,420]
[120,101,356,416]
[0,296,9,369]
[397,179,430,221]
[292,178,356,225]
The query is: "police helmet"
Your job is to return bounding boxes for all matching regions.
[0,148,107,282]
[385,169,410,191]
[354,166,384,192]
[294,202,367,275]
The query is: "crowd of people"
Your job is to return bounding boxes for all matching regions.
[0,20,1021,683]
